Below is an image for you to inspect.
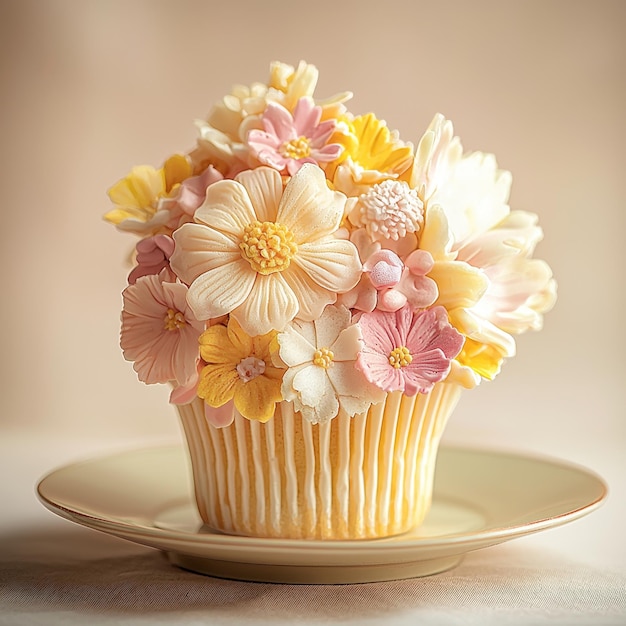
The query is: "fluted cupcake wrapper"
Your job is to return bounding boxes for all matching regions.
[177,382,462,539]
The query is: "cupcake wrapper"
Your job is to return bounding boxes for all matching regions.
[177,382,462,539]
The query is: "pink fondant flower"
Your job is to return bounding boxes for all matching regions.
[164,165,224,228]
[247,97,343,175]
[339,229,438,314]
[121,272,205,385]
[356,305,464,396]
[128,235,175,285]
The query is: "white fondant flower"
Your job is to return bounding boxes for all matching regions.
[278,305,384,424]
[170,165,362,335]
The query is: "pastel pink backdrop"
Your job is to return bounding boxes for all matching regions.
[1,0,624,568]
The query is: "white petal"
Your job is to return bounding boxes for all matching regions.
[314,305,352,351]
[294,239,361,292]
[187,260,254,320]
[195,179,255,239]
[233,272,299,335]
[329,323,362,361]
[282,263,337,321]
[234,166,283,222]
[278,323,316,367]
[171,223,240,284]
[277,163,346,242]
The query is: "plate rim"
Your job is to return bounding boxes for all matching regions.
[36,443,608,555]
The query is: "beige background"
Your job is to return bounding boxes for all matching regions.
[1,0,624,567]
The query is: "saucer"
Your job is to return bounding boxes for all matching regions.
[37,445,607,584]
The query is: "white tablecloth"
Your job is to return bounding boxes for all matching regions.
[2,435,625,626]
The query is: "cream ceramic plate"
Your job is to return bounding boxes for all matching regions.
[37,445,607,584]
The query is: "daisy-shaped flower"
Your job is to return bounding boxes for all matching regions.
[197,316,283,424]
[104,155,192,236]
[247,98,343,175]
[356,305,464,396]
[170,164,362,336]
[278,306,384,424]
[120,272,205,385]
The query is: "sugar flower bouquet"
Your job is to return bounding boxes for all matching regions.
[105,61,556,539]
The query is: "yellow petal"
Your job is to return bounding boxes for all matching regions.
[199,325,242,364]
[429,261,488,309]
[233,375,283,422]
[350,113,413,175]
[108,165,164,211]
[163,154,192,193]
[456,338,504,381]
[197,363,239,406]
[226,316,254,357]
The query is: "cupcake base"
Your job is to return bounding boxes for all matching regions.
[177,382,462,540]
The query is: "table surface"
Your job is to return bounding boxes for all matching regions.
[1,433,625,626]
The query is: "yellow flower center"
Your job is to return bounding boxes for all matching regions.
[389,346,412,369]
[313,347,334,369]
[280,136,311,160]
[163,308,186,331]
[240,220,298,275]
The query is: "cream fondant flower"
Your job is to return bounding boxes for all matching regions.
[170,165,362,335]
[278,305,383,424]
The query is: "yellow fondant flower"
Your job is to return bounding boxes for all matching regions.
[330,113,414,196]
[171,164,362,336]
[104,155,191,236]
[197,317,283,422]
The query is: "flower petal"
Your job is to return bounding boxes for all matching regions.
[194,179,256,238]
[234,375,282,422]
[170,223,240,285]
[187,260,255,320]
[294,239,361,292]
[277,163,346,241]
[232,272,299,335]
[281,263,337,321]
[314,304,352,351]
[328,323,362,361]
[278,323,316,367]
[234,166,283,223]
[197,363,239,407]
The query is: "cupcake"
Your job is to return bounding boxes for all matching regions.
[107,61,557,540]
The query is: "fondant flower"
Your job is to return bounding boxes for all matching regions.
[104,155,192,236]
[120,272,205,385]
[191,61,352,176]
[163,165,224,228]
[247,98,344,175]
[170,165,362,335]
[356,305,464,396]
[338,230,438,314]
[128,235,175,285]
[278,306,384,424]
[197,316,283,424]
[410,113,462,201]
[348,179,424,242]
[331,113,414,196]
